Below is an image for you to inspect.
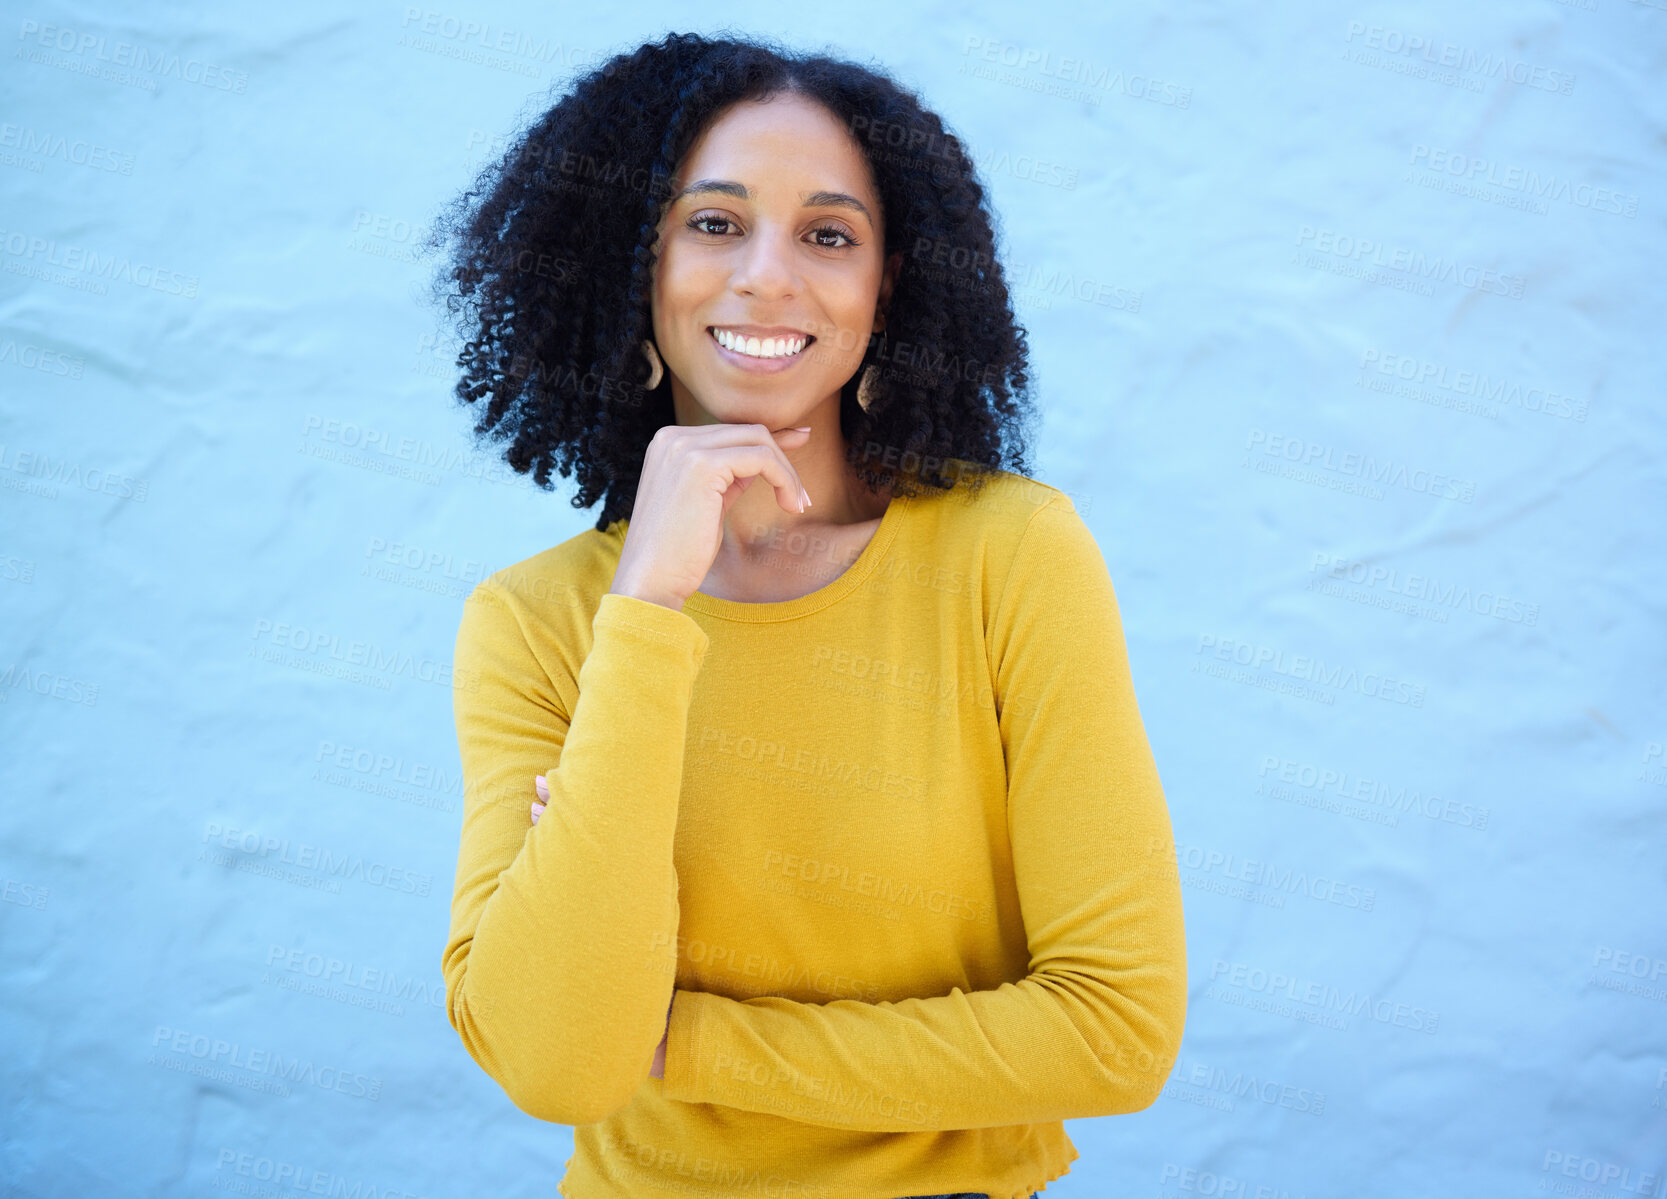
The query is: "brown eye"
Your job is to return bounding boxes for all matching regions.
[687,213,734,236]
[810,224,860,249]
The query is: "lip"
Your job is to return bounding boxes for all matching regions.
[705,325,816,374]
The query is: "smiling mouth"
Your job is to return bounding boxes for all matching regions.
[707,327,816,360]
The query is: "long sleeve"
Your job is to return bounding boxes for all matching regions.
[442,585,709,1126]
[659,496,1187,1131]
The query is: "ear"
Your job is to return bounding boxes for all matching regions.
[874,250,904,330]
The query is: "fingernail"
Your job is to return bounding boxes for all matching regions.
[792,425,811,432]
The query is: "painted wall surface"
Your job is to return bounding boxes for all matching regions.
[3,3,1663,1196]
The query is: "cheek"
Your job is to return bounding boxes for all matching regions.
[829,263,884,328]
[653,247,720,321]
[819,287,882,357]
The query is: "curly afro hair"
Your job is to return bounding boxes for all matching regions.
[422,30,1041,532]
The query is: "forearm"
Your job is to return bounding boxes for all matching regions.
[445,591,706,1124]
[662,945,1185,1132]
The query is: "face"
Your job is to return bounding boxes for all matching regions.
[650,91,903,426]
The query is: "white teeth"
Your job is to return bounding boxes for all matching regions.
[712,328,807,359]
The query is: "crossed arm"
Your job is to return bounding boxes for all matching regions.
[443,498,1186,1129]
[655,498,1187,1130]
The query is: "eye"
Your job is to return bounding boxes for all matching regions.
[684,211,863,249]
[686,212,735,237]
[810,223,862,249]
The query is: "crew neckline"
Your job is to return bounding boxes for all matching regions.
[635,491,911,624]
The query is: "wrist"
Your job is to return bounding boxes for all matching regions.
[608,577,686,612]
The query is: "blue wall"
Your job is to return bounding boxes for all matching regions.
[3,2,1663,1196]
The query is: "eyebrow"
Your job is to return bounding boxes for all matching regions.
[671,179,874,225]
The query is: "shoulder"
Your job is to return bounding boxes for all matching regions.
[451,521,625,713]
[460,520,624,654]
[919,461,1088,557]
[476,518,619,602]
[929,466,1108,616]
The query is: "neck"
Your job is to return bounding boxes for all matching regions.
[668,383,896,554]
[720,431,891,557]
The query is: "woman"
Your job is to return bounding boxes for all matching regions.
[429,31,1186,1199]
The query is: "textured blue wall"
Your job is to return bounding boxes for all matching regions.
[3,3,1663,1196]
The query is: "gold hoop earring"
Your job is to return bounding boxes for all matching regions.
[856,365,880,412]
[856,329,887,412]
[640,339,664,390]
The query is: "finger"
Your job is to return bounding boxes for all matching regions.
[668,422,812,508]
[697,442,808,514]
[719,472,756,515]
[671,420,812,442]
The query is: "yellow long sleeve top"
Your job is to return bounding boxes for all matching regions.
[442,467,1188,1199]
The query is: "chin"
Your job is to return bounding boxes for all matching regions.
[692,395,809,426]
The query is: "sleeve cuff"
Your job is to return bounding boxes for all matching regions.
[661,987,710,1103]
[592,591,710,666]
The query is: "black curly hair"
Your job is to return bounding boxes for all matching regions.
[422,30,1041,533]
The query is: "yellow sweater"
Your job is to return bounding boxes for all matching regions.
[442,467,1188,1199]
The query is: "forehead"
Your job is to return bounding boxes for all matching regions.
[677,94,878,202]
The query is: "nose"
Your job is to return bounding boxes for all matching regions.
[728,224,800,300]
